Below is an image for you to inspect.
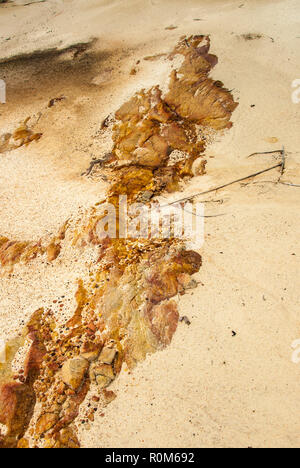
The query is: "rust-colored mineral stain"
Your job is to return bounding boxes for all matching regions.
[0,118,42,154]
[0,36,237,448]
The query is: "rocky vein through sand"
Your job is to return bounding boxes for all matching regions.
[0,36,237,448]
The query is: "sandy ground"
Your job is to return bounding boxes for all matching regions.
[0,0,300,448]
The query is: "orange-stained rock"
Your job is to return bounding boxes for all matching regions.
[90,362,114,383]
[0,118,42,154]
[95,375,112,389]
[66,280,88,328]
[133,134,169,167]
[46,242,61,262]
[24,339,46,383]
[80,342,102,362]
[0,35,237,448]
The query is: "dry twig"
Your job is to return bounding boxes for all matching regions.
[164,162,283,206]
[81,153,113,176]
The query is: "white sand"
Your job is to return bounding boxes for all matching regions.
[0,0,300,448]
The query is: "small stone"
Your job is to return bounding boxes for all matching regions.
[96,375,111,389]
[178,274,197,290]
[98,345,117,365]
[59,427,80,448]
[57,382,66,395]
[187,279,198,289]
[179,316,191,326]
[57,395,67,404]
[36,413,58,436]
[61,357,89,390]
[81,350,99,362]
[177,273,191,288]
[80,342,102,362]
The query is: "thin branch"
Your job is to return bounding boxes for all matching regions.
[163,163,283,207]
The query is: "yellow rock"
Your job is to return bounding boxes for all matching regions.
[17,438,29,448]
[99,345,117,365]
[61,357,89,390]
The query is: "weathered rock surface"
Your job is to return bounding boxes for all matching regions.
[61,358,89,391]
[0,118,42,154]
[90,362,115,389]
[36,412,58,437]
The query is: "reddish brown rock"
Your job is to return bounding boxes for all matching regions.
[0,35,237,449]
[0,382,35,448]
[17,437,29,448]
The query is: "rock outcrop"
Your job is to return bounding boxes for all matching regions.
[0,35,237,448]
